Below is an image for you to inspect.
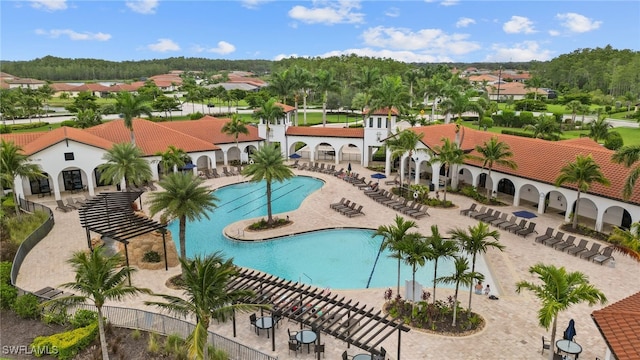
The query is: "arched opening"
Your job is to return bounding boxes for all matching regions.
[458,168,473,188]
[60,167,88,193]
[497,178,515,196]
[29,172,52,197]
[339,143,361,163]
[315,142,336,162]
[570,197,598,229]
[545,191,566,215]
[602,205,633,232]
[289,141,309,161]
[518,184,540,207]
[227,147,242,164]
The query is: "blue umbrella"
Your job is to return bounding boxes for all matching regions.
[371,173,387,180]
[289,153,302,159]
[563,319,576,341]
[347,162,352,173]
[181,163,196,170]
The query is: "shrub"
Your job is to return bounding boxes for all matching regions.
[0,261,12,285]
[0,125,11,134]
[4,210,50,244]
[131,329,141,340]
[189,111,204,120]
[70,309,98,329]
[502,110,516,127]
[142,251,161,263]
[514,99,547,111]
[7,122,49,130]
[491,113,504,126]
[42,308,69,325]
[519,111,534,125]
[0,283,18,309]
[604,131,623,150]
[59,120,77,128]
[12,293,40,319]
[479,117,493,129]
[31,323,98,360]
[147,332,161,354]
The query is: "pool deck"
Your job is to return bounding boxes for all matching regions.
[15,162,640,360]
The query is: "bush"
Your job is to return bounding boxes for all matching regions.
[4,210,50,244]
[0,261,12,285]
[31,323,98,360]
[491,113,504,126]
[70,309,98,329]
[189,112,204,120]
[142,251,161,263]
[0,125,11,134]
[0,283,18,309]
[479,117,493,129]
[12,293,40,319]
[7,122,49,130]
[42,308,69,325]
[519,111,534,125]
[59,120,77,128]
[514,99,547,112]
[604,131,623,150]
[502,110,516,127]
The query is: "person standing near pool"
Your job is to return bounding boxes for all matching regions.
[475,281,483,295]
[484,284,491,296]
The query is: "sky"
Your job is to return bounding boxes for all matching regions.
[1,0,638,63]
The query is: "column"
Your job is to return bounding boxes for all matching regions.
[595,210,604,232]
[431,162,441,192]
[537,192,546,214]
[85,170,96,197]
[384,148,391,177]
[223,150,228,166]
[413,160,420,185]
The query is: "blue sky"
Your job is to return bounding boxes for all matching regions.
[1,0,638,63]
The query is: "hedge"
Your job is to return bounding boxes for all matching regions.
[31,323,98,360]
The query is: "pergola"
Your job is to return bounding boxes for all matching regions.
[228,268,411,359]
[78,191,168,282]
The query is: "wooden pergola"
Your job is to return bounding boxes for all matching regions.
[78,191,168,282]
[228,268,411,359]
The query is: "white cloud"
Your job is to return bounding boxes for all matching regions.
[503,16,535,34]
[288,1,365,25]
[317,48,454,63]
[241,0,271,9]
[385,7,400,18]
[361,26,480,55]
[147,38,180,52]
[556,12,602,33]
[440,0,459,6]
[484,41,553,62]
[126,0,158,14]
[548,29,560,36]
[205,41,236,55]
[456,17,475,28]
[30,0,67,11]
[34,28,111,41]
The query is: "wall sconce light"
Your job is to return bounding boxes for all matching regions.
[527,188,530,192]
[376,132,381,141]
[557,196,562,201]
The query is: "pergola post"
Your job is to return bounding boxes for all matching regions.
[124,242,131,286]
[161,230,168,271]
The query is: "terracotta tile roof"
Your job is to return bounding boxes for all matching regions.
[1,127,114,155]
[85,119,219,155]
[275,102,296,113]
[487,82,547,95]
[1,132,48,149]
[6,78,46,85]
[468,74,499,83]
[286,126,364,138]
[158,116,261,144]
[592,292,640,359]
[411,124,640,205]
[0,80,9,89]
[366,107,400,116]
[51,83,81,92]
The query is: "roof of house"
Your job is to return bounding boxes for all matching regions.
[1,127,115,155]
[468,74,499,83]
[158,116,262,144]
[591,292,640,359]
[486,82,547,95]
[286,126,364,138]
[411,124,640,205]
[5,78,46,85]
[85,119,219,155]
[366,107,400,116]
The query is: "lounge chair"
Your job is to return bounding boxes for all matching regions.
[553,235,576,251]
[592,247,615,265]
[72,197,86,207]
[467,205,487,219]
[543,231,565,247]
[535,227,554,244]
[579,243,602,260]
[459,203,477,216]
[55,200,73,212]
[290,160,299,168]
[222,167,232,176]
[332,167,344,176]
[498,216,517,230]
[481,210,501,223]
[339,203,357,215]
[392,199,409,211]
[566,239,589,256]
[344,205,364,217]
[516,222,537,237]
[330,198,346,209]
[298,162,309,171]
[333,200,352,212]
[323,164,336,174]
[385,175,399,185]
[355,181,373,189]
[402,202,421,215]
[65,198,79,209]
[490,213,508,227]
[408,205,429,219]
[211,169,221,178]
[507,219,528,233]
[317,163,326,172]
[474,208,495,221]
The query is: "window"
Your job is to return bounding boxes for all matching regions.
[64,152,75,161]
[369,118,373,128]
[377,117,382,128]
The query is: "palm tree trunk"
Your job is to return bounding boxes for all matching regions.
[266,181,273,224]
[322,94,327,127]
[130,130,136,146]
[396,257,401,298]
[486,168,493,199]
[294,96,299,126]
[97,307,110,360]
[572,191,581,229]
[303,92,308,125]
[443,166,449,202]
[548,315,558,360]
[179,216,187,262]
[12,189,21,218]
[411,266,416,318]
[452,284,459,326]
[468,255,477,312]
[432,261,438,304]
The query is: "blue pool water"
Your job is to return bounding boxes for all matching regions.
[167,176,459,290]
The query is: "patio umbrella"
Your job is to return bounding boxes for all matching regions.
[181,163,196,170]
[371,173,386,183]
[563,319,576,341]
[347,162,352,174]
[289,153,302,159]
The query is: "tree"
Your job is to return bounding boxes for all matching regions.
[43,247,151,360]
[524,76,543,100]
[555,154,611,229]
[73,108,102,129]
[403,69,419,109]
[436,257,483,327]
[449,222,504,312]
[253,98,284,144]
[154,145,188,176]
[0,139,44,217]
[398,232,430,316]
[65,91,99,113]
[98,142,152,191]
[611,145,640,199]
[152,95,181,120]
[587,117,613,143]
[516,263,607,360]
[268,69,295,106]
[114,91,152,145]
[374,215,418,297]
[314,69,340,126]
[440,89,484,124]
[427,137,467,202]
[290,66,312,125]
[241,143,294,225]
[565,100,582,123]
[145,253,258,360]
[148,173,218,265]
[221,113,249,159]
[472,137,518,199]
[369,75,410,129]
[425,225,458,304]
[608,222,640,261]
[385,129,430,193]
[523,115,562,139]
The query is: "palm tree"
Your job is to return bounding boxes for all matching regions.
[369,75,410,129]
[422,75,449,122]
[449,222,504,312]
[0,139,44,217]
[472,137,518,199]
[587,117,612,143]
[516,263,607,360]
[436,257,483,327]
[221,113,249,160]
[145,253,258,360]
[155,145,187,176]
[43,247,151,360]
[426,225,458,304]
[608,222,640,261]
[268,69,295,105]
[374,215,418,296]
[403,69,419,109]
[385,129,430,193]
[290,66,312,125]
[440,89,483,124]
[313,69,340,126]
[398,232,430,316]
[611,145,640,199]
[523,115,562,139]
[114,91,152,145]
[253,98,284,144]
[148,173,218,266]
[241,143,294,225]
[98,142,152,191]
[524,76,543,100]
[565,100,582,124]
[427,137,467,202]
[354,66,381,98]
[73,108,102,129]
[555,154,611,229]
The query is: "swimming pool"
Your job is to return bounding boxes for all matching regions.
[168,176,493,291]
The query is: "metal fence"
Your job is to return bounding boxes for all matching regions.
[10,198,55,286]
[71,304,277,360]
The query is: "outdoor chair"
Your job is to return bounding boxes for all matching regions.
[338,202,357,215]
[65,198,79,209]
[345,205,364,217]
[592,247,615,265]
[475,208,495,221]
[249,313,257,334]
[507,219,528,233]
[410,205,430,219]
[482,210,501,223]
[401,202,420,215]
[459,203,477,216]
[579,243,602,260]
[330,198,346,209]
[288,341,301,355]
[72,197,86,207]
[355,181,373,189]
[317,163,326,172]
[384,175,399,185]
[314,344,325,358]
[544,231,565,247]
[467,205,487,219]
[553,235,576,251]
[298,162,309,171]
[323,165,336,174]
[490,213,508,226]
[290,160,299,168]
[342,351,353,360]
[541,336,551,354]
[516,222,537,237]
[498,216,517,230]
[55,200,73,212]
[333,167,344,176]
[535,227,554,244]
[222,167,232,176]
[566,239,589,256]
[288,328,298,342]
[392,199,409,211]
[333,200,352,212]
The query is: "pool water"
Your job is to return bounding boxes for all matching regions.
[167,176,463,290]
